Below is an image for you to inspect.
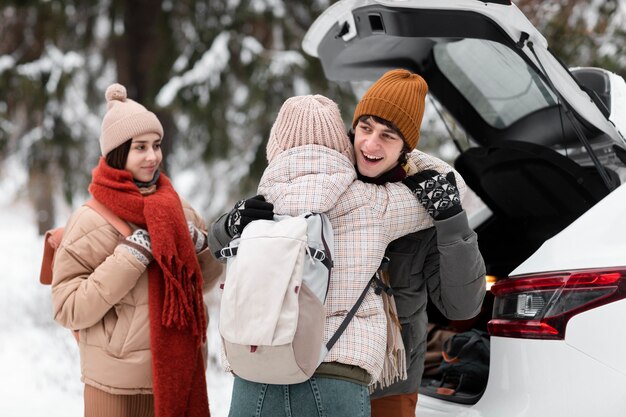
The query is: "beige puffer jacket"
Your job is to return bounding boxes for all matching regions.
[51,199,223,395]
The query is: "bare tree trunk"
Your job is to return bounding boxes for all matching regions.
[112,0,175,168]
[29,166,55,235]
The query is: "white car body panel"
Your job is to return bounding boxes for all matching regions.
[566,299,626,377]
[418,333,626,416]
[608,70,626,137]
[478,336,626,417]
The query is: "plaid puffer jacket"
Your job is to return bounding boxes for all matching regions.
[258,144,454,381]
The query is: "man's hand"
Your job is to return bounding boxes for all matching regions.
[403,170,462,220]
[226,195,274,237]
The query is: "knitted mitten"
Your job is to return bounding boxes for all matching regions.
[403,170,462,220]
[226,195,274,237]
[120,229,153,265]
[188,221,208,253]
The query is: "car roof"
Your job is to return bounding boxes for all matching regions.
[303,0,625,153]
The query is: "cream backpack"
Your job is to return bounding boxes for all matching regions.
[218,211,379,384]
[218,212,334,384]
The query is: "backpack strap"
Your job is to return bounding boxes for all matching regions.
[219,245,237,259]
[317,213,333,271]
[40,227,65,284]
[372,257,394,296]
[308,247,333,270]
[321,257,389,360]
[220,243,333,271]
[324,276,374,355]
[85,199,132,237]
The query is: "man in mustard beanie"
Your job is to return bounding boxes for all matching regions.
[352,69,486,417]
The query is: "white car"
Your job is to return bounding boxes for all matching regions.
[303,1,626,416]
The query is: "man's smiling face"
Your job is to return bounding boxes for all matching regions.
[353,116,405,178]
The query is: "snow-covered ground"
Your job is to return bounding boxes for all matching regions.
[0,198,233,417]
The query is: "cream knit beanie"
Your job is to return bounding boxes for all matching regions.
[99,83,164,156]
[266,94,354,164]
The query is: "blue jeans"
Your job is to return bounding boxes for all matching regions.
[228,376,371,417]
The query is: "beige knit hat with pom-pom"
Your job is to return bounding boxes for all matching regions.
[267,94,354,164]
[99,83,164,156]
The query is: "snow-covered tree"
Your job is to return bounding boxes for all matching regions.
[1,0,623,233]
[0,0,356,233]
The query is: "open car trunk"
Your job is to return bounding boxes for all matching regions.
[303,0,624,277]
[303,1,623,150]
[303,0,626,404]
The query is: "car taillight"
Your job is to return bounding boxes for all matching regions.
[488,268,626,340]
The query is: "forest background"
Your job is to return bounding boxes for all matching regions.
[1,1,625,416]
[1,0,625,234]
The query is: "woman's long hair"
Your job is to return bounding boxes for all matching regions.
[105,139,132,170]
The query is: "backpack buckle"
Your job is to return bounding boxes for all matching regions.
[220,246,238,259]
[310,248,326,262]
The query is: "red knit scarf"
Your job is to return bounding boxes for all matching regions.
[89,158,210,417]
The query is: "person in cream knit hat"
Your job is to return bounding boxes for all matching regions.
[221,93,437,417]
[208,72,484,417]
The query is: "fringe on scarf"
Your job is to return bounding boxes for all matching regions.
[370,272,408,393]
[158,256,206,342]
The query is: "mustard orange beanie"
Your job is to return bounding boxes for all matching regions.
[352,69,428,150]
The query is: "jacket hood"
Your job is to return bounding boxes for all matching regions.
[258,144,356,214]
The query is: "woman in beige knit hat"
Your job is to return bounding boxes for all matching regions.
[351,69,486,417]
[210,69,485,416]
[208,93,464,417]
[51,83,223,417]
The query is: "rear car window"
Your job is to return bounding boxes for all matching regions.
[434,39,558,129]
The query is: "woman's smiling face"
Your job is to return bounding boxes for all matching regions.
[353,117,405,178]
[124,132,162,182]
